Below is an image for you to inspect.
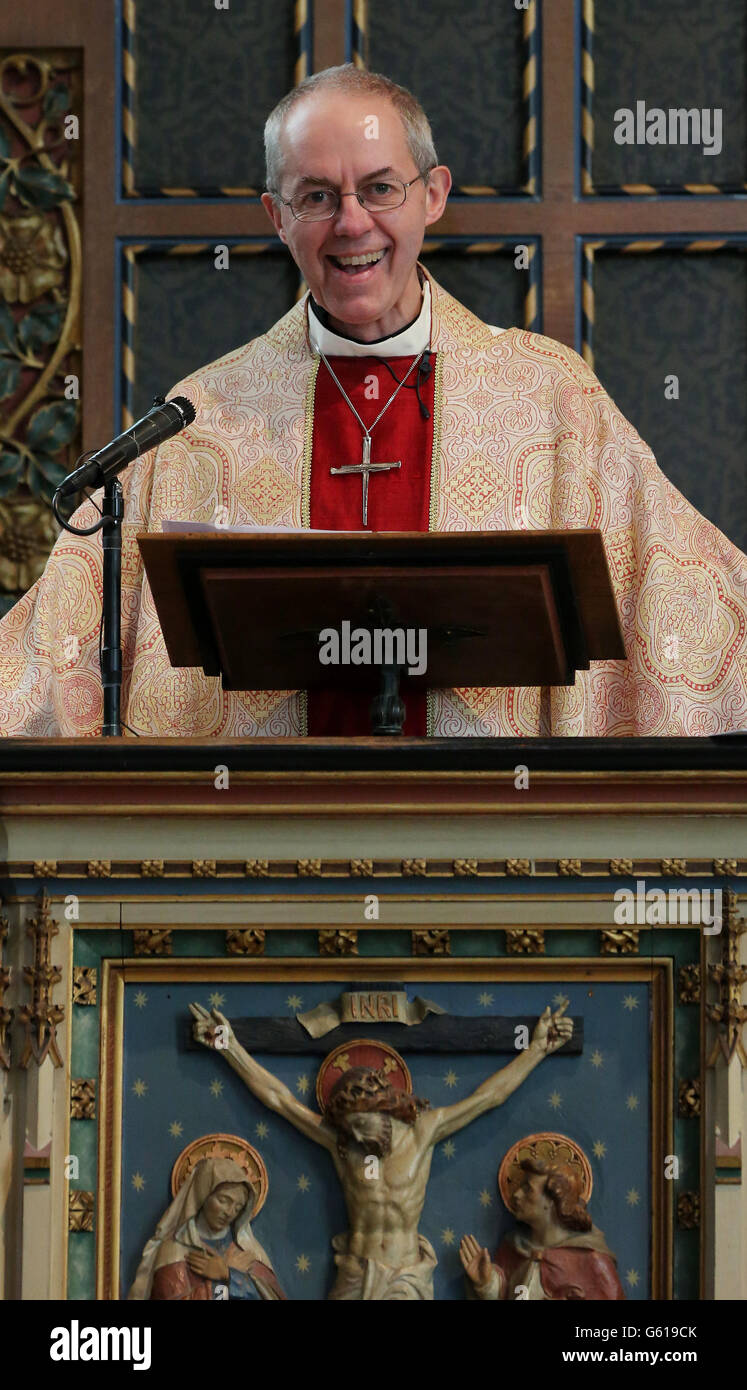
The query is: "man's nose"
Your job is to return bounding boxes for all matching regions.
[332,192,377,237]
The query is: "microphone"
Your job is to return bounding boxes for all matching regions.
[55,395,197,499]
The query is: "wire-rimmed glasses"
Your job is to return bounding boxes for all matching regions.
[271,172,430,222]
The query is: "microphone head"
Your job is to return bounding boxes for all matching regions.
[169,394,196,427]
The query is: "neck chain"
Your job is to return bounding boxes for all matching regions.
[319,347,426,436]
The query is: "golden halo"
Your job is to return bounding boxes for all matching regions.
[316,1038,412,1112]
[170,1132,268,1217]
[498,1131,593,1212]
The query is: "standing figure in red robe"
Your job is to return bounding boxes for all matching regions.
[460,1155,625,1300]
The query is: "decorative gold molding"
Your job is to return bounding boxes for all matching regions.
[87,861,111,878]
[678,964,700,1004]
[72,965,97,1005]
[69,1189,94,1232]
[225,929,265,957]
[133,929,172,957]
[191,860,216,878]
[71,1077,95,1119]
[505,929,545,955]
[661,859,687,876]
[5,855,743,881]
[411,929,450,955]
[0,910,11,1069]
[600,929,640,955]
[706,889,747,1068]
[18,890,63,1067]
[677,1192,700,1230]
[318,929,358,956]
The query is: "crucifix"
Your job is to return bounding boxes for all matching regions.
[330,435,401,527]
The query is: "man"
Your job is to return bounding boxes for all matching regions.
[2,65,746,735]
[189,1000,573,1300]
[460,1155,625,1300]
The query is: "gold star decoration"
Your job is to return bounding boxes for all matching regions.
[296,1075,310,1094]
[623,994,639,1011]
[256,1122,269,1139]
[132,1079,147,1097]
[286,995,303,1011]
[478,991,494,1007]
[210,1079,223,1097]
[134,991,148,1009]
[548,1091,562,1110]
[208,992,225,1007]
[442,1140,456,1159]
[626,1094,639,1111]
[296,1254,310,1273]
[553,993,570,1008]
[626,1269,640,1287]
[169,1121,183,1138]
[591,1049,604,1068]
[131,1172,145,1191]
[444,1069,458,1088]
[593,1141,606,1159]
[479,1189,492,1207]
[297,1174,310,1192]
[441,1228,455,1246]
[626,1188,640,1206]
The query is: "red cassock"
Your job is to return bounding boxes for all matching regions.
[493,1238,626,1300]
[308,354,435,736]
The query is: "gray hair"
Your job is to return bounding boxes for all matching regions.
[264,63,438,195]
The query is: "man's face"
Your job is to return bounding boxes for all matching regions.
[347,1111,391,1155]
[512,1171,551,1224]
[261,92,451,338]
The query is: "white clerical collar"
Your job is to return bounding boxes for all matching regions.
[307,280,431,358]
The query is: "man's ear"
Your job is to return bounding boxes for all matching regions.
[424,166,451,229]
[261,191,288,244]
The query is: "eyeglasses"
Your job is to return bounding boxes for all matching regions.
[272,173,430,222]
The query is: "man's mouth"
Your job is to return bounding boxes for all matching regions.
[327,248,388,276]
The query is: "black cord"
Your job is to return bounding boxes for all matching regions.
[379,351,433,420]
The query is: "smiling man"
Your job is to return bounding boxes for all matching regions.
[1,64,746,737]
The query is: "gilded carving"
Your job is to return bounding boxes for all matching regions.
[676,1192,700,1230]
[297,859,322,877]
[412,929,450,955]
[506,859,532,876]
[713,859,738,876]
[706,889,747,1068]
[244,860,269,877]
[68,1189,94,1232]
[505,929,545,955]
[610,859,633,875]
[318,929,358,956]
[225,929,265,956]
[72,965,96,1005]
[600,929,640,955]
[661,859,687,876]
[677,1079,701,1118]
[678,964,700,1005]
[71,1077,95,1119]
[133,929,173,957]
[140,860,165,877]
[350,859,373,877]
[86,860,111,877]
[192,860,216,878]
[403,859,427,876]
[454,859,479,877]
[32,860,57,877]
[18,890,63,1067]
[558,860,583,876]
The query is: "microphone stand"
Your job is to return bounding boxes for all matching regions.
[52,470,124,738]
[101,479,123,736]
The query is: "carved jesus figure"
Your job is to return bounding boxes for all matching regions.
[190,1001,573,1300]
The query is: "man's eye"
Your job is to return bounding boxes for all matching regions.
[299,189,334,207]
[364,182,394,196]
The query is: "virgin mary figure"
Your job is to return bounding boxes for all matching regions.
[127,1156,287,1300]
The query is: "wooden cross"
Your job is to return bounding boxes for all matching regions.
[330,435,401,527]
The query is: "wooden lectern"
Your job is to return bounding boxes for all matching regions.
[138,529,625,734]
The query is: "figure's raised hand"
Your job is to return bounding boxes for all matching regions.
[190,1002,235,1053]
[186,1249,230,1282]
[459,1233,493,1288]
[531,1001,573,1056]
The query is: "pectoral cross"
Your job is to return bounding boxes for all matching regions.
[330,435,401,527]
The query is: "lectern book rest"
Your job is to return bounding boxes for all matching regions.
[137,530,624,734]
